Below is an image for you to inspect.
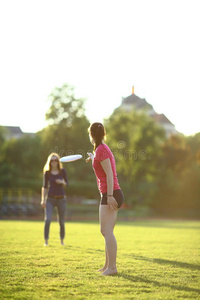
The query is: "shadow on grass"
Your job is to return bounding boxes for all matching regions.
[86,248,104,254]
[129,254,200,271]
[116,272,200,294]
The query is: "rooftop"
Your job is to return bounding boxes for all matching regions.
[151,114,174,125]
[0,126,35,139]
[122,93,153,110]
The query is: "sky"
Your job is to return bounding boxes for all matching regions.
[0,0,199,136]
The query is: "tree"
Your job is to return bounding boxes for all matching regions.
[38,83,93,182]
[0,135,42,189]
[186,132,200,165]
[0,83,98,198]
[45,83,86,126]
[105,108,166,206]
[0,126,6,146]
[153,133,200,217]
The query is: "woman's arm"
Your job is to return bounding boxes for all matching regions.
[55,169,68,186]
[100,158,118,210]
[41,187,48,208]
[55,178,67,186]
[41,171,48,207]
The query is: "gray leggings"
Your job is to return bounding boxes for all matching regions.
[44,197,66,240]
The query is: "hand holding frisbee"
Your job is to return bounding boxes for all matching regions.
[60,154,82,163]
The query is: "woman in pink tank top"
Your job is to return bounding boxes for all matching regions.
[86,122,124,276]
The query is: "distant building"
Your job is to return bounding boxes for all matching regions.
[151,114,177,137]
[120,86,178,137]
[0,126,35,140]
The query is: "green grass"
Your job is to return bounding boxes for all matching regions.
[0,220,200,299]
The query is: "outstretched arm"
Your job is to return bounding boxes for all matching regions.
[86,152,94,163]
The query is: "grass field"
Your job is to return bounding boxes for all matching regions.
[0,220,200,299]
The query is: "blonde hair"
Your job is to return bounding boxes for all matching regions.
[43,152,63,174]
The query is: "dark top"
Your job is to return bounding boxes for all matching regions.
[43,169,68,197]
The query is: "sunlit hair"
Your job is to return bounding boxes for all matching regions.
[43,152,63,174]
[88,122,106,152]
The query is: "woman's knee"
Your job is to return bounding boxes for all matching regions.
[59,220,65,228]
[45,217,51,224]
[100,226,105,236]
[100,226,113,237]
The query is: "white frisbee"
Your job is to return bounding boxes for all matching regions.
[60,154,82,162]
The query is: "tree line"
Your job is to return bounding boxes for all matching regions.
[0,83,200,218]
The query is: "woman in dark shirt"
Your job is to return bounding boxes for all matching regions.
[41,153,68,246]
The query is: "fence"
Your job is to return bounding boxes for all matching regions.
[0,188,100,220]
[0,188,135,221]
[0,188,41,218]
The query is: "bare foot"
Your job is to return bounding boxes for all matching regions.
[101,268,117,276]
[97,267,107,272]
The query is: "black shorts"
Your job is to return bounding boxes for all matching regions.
[101,189,124,208]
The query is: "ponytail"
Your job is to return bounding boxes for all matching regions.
[88,123,106,152]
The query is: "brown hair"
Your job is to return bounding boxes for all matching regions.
[43,152,63,174]
[88,122,106,151]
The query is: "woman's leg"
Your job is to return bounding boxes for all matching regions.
[57,198,66,245]
[44,199,53,245]
[99,205,118,275]
[98,244,108,272]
